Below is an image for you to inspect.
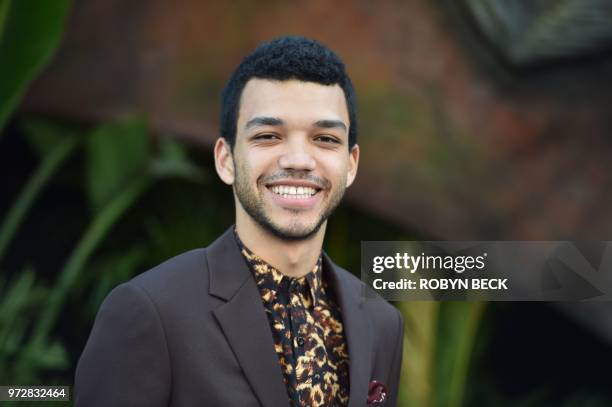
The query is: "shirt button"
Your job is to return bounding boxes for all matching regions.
[313,373,321,382]
[296,336,305,347]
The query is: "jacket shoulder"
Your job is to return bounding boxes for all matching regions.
[126,248,209,301]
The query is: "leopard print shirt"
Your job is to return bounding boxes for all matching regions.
[236,234,350,406]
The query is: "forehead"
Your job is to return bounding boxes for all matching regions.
[237,78,349,129]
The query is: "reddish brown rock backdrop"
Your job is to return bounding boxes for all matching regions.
[22,0,612,240]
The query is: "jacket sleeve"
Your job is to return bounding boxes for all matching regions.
[387,307,404,407]
[74,283,171,407]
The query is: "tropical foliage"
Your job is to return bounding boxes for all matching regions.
[2,2,610,406]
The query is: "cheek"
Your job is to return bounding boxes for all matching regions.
[252,150,279,177]
[233,154,254,187]
[321,158,349,186]
[238,151,273,185]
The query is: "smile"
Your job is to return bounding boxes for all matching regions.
[269,185,319,199]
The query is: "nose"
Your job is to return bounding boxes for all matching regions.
[278,137,316,171]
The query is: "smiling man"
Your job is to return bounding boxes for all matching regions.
[75,36,404,407]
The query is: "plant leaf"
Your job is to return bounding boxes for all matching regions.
[85,119,150,212]
[149,136,205,182]
[22,118,81,158]
[0,268,36,355]
[0,0,72,131]
[0,130,78,261]
[434,302,486,407]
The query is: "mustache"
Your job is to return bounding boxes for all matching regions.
[260,171,330,189]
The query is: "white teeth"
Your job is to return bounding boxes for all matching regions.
[270,185,318,198]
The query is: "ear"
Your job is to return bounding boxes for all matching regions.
[214,137,235,185]
[346,144,360,188]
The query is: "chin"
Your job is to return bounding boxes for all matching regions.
[263,219,324,241]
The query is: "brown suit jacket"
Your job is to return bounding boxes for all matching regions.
[75,227,404,406]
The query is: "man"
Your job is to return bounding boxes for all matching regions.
[75,36,404,407]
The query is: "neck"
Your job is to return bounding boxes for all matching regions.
[235,212,325,279]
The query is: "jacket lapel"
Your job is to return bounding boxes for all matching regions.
[323,253,373,407]
[208,228,289,407]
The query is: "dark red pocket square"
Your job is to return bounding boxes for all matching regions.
[367,380,388,406]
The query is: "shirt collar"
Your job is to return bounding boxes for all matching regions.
[234,229,323,305]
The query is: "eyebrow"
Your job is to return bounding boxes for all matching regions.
[313,119,347,133]
[245,116,284,130]
[245,116,348,133]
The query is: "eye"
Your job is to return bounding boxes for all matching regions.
[253,133,280,141]
[315,135,341,145]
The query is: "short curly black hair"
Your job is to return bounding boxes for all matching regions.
[220,36,357,150]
